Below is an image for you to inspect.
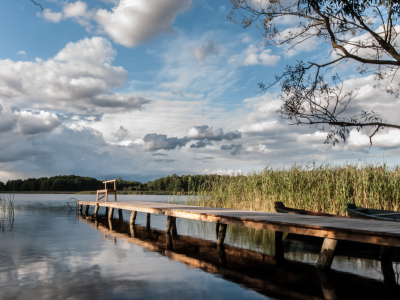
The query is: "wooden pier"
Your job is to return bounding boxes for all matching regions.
[76,200,400,270]
[78,215,400,299]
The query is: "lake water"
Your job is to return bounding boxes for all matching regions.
[1,194,400,299]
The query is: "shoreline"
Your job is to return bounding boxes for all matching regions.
[0,191,184,195]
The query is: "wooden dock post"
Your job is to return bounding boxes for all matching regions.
[146,213,151,230]
[171,217,177,236]
[165,216,174,233]
[316,238,338,269]
[217,224,227,245]
[108,218,113,231]
[108,207,114,219]
[105,207,109,217]
[94,205,99,218]
[274,231,284,264]
[380,245,396,285]
[129,211,137,225]
[85,205,89,215]
[118,209,123,221]
[216,223,220,239]
[79,204,82,212]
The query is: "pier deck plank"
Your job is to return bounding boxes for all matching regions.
[77,200,400,247]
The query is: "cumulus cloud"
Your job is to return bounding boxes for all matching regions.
[112,126,129,140]
[38,9,63,23]
[95,0,191,47]
[190,140,212,148]
[0,37,150,115]
[0,103,18,132]
[17,51,26,57]
[243,45,280,66]
[189,40,221,61]
[63,1,89,18]
[220,144,243,155]
[17,111,62,135]
[187,125,241,141]
[142,133,189,151]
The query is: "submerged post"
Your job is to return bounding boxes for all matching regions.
[217,223,227,246]
[108,207,114,219]
[316,238,338,270]
[129,211,137,225]
[118,209,123,221]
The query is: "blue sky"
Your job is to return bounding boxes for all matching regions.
[0,0,398,182]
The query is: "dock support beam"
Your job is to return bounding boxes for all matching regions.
[217,223,227,246]
[85,205,89,215]
[94,205,99,218]
[165,216,175,233]
[171,217,178,236]
[316,238,338,270]
[79,205,82,213]
[118,209,123,221]
[146,213,151,230]
[129,211,137,225]
[380,245,396,285]
[105,207,109,217]
[108,207,114,219]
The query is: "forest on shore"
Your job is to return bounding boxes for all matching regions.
[0,174,224,194]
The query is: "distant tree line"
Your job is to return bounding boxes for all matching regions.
[0,174,227,194]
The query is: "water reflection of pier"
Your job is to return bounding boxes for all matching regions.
[77,214,400,300]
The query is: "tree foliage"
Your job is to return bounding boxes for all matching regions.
[0,174,227,194]
[229,0,400,144]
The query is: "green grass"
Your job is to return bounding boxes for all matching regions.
[187,162,400,215]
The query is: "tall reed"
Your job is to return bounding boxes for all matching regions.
[0,194,14,233]
[189,162,400,215]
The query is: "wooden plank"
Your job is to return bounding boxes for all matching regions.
[76,200,400,247]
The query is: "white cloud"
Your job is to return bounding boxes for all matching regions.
[0,37,150,115]
[38,9,63,23]
[189,40,221,61]
[142,133,189,151]
[112,125,129,140]
[17,51,26,57]
[0,103,18,132]
[244,45,280,66]
[95,0,192,47]
[187,125,241,140]
[63,1,89,18]
[17,111,62,135]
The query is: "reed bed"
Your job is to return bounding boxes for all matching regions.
[0,194,14,234]
[188,162,400,215]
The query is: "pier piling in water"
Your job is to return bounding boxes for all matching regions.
[129,211,137,225]
[316,238,338,269]
[217,224,227,245]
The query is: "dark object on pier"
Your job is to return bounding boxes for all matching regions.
[346,203,400,221]
[274,201,347,218]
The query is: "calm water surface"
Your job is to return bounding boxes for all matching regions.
[1,194,399,299]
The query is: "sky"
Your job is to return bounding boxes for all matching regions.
[0,0,399,183]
